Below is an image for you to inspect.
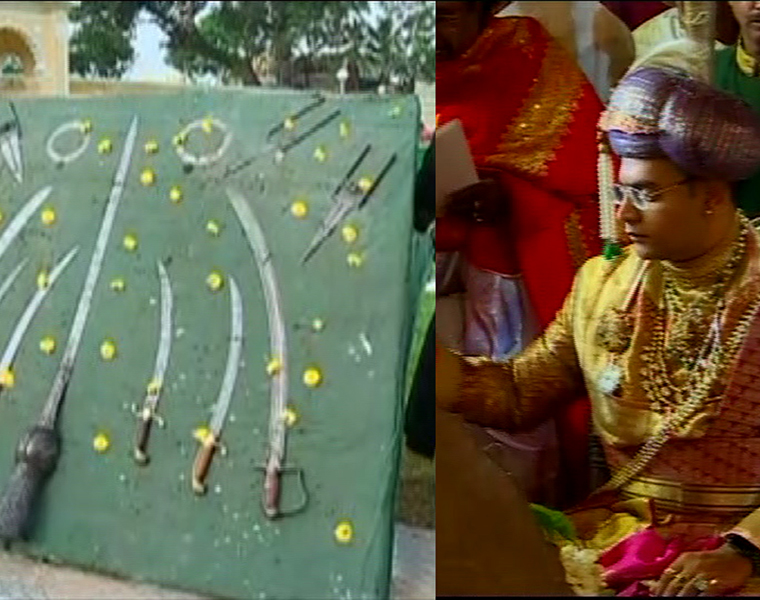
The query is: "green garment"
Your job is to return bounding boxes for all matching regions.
[716,45,760,218]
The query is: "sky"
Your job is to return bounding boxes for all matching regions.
[124,18,182,82]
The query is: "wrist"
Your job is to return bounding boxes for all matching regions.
[725,533,760,575]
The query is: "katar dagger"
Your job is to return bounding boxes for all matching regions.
[191,276,244,495]
[132,260,174,465]
[0,116,139,541]
[0,248,79,387]
[301,145,397,264]
[0,103,23,184]
[228,188,308,518]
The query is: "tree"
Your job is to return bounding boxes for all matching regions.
[69,1,434,90]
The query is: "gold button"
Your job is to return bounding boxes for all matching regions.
[39,336,56,355]
[41,207,56,226]
[144,139,159,154]
[123,234,138,252]
[93,432,110,453]
[291,200,309,219]
[98,138,113,154]
[334,520,354,544]
[100,339,117,361]
[140,169,156,186]
[206,271,224,292]
[303,367,323,388]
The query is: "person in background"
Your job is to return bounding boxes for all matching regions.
[498,1,635,102]
[437,39,760,597]
[716,1,760,219]
[437,0,603,508]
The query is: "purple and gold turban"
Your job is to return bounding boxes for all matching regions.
[599,66,760,182]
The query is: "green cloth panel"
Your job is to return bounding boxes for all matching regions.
[716,46,760,219]
[0,90,421,600]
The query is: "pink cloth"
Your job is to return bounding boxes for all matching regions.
[599,527,724,596]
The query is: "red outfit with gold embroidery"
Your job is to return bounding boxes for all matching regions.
[437,15,604,505]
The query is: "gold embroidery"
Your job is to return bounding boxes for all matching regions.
[599,110,660,135]
[485,35,586,178]
[565,208,588,271]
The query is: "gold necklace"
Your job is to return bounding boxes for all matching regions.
[641,218,750,414]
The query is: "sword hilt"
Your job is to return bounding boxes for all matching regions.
[256,463,308,519]
[132,404,165,466]
[0,425,60,542]
[191,432,221,496]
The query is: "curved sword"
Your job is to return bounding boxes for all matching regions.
[0,186,52,261]
[228,188,307,519]
[0,259,28,306]
[133,260,174,465]
[191,276,243,495]
[0,247,79,380]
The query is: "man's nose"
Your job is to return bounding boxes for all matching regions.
[616,194,641,223]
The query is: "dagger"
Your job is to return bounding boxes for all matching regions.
[0,259,28,307]
[0,103,23,184]
[301,148,397,264]
[191,276,244,495]
[227,188,308,518]
[132,260,174,465]
[0,186,53,262]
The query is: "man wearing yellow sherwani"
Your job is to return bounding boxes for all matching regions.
[437,39,760,596]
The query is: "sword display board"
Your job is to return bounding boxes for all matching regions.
[0,91,424,600]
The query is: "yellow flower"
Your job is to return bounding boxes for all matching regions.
[357,177,374,194]
[347,252,364,268]
[140,168,156,186]
[339,120,351,139]
[93,432,110,453]
[206,271,224,292]
[193,425,212,444]
[389,105,402,118]
[206,219,221,236]
[313,145,328,163]
[98,138,113,155]
[146,378,162,395]
[100,339,117,361]
[0,367,15,388]
[202,116,214,133]
[41,207,56,226]
[170,185,183,204]
[110,277,126,292]
[173,132,188,147]
[283,406,298,427]
[123,233,138,252]
[37,269,50,290]
[311,318,325,332]
[80,119,93,134]
[290,200,308,219]
[39,336,56,355]
[266,357,282,376]
[341,225,358,244]
[144,139,159,154]
[334,520,354,544]
[303,366,322,388]
[284,116,296,131]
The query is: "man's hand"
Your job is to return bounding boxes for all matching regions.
[436,339,463,411]
[442,179,507,223]
[652,543,753,596]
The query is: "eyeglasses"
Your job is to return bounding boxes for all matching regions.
[612,178,691,210]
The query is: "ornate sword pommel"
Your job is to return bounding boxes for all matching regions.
[0,426,60,541]
[191,433,218,496]
[133,411,153,466]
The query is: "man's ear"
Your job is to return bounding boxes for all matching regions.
[702,180,732,212]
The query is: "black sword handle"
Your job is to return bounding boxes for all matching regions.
[0,425,60,542]
[133,410,154,466]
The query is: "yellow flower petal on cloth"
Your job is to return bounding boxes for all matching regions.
[39,336,56,355]
[334,520,353,544]
[93,432,110,453]
[0,367,15,388]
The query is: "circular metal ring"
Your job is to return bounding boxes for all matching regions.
[46,121,91,165]
[174,118,233,167]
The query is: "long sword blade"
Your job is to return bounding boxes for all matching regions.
[227,189,288,452]
[209,277,244,434]
[39,115,139,428]
[0,187,52,260]
[0,247,79,374]
[0,259,28,306]
[146,260,173,409]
